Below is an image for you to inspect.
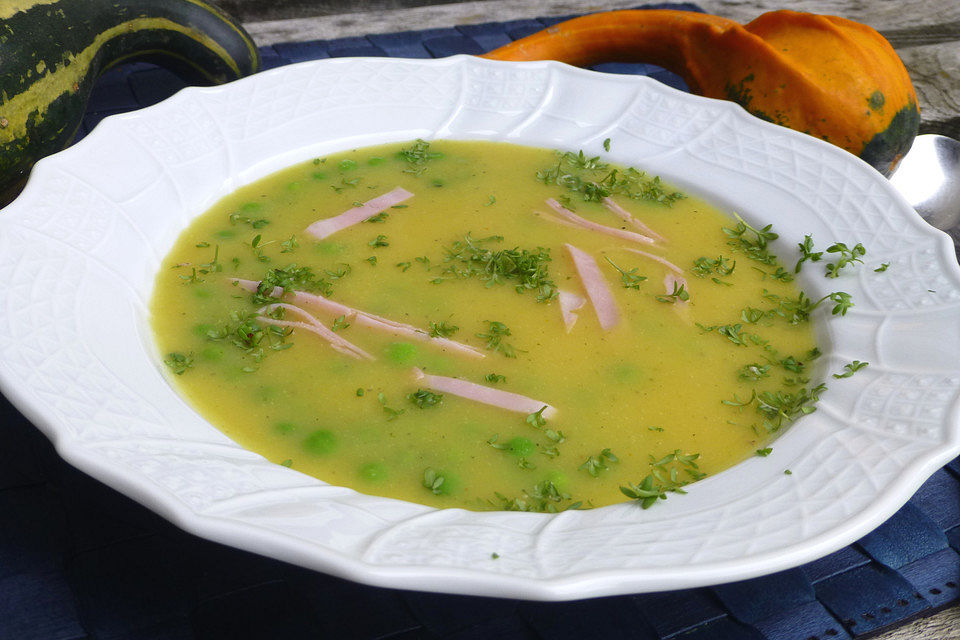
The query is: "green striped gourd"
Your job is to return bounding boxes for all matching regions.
[0,0,260,203]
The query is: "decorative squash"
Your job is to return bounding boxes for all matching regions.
[0,0,260,203]
[482,9,919,175]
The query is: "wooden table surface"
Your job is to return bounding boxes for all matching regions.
[240,2,960,638]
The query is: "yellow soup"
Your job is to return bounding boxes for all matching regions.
[151,140,820,511]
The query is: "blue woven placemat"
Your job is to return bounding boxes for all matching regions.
[3,5,960,639]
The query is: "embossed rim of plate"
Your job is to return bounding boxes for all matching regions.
[1,56,958,600]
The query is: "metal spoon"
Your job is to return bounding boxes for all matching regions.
[889,133,960,232]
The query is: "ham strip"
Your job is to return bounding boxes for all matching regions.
[257,303,374,360]
[350,314,486,359]
[623,247,684,274]
[545,198,656,245]
[305,187,413,240]
[412,368,557,419]
[602,197,666,243]
[557,289,586,333]
[565,244,620,331]
[533,210,581,231]
[233,279,485,359]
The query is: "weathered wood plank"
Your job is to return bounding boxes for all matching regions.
[697,0,960,30]
[899,42,960,136]
[873,604,960,640]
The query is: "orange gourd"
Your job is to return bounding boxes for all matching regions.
[482,9,919,175]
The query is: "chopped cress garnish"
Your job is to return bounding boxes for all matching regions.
[692,255,736,278]
[476,321,518,358]
[620,450,704,509]
[536,148,684,205]
[833,360,869,378]
[580,448,619,477]
[422,467,447,494]
[723,214,779,265]
[654,280,689,304]
[824,241,866,278]
[431,233,557,302]
[378,392,405,421]
[408,388,444,408]
[364,212,389,223]
[604,257,647,290]
[428,321,459,338]
[398,139,444,176]
[795,234,823,273]
[795,234,869,278]
[164,352,194,375]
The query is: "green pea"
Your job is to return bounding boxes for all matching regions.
[384,342,418,364]
[200,345,223,361]
[274,422,297,435]
[546,470,569,491]
[508,437,535,458]
[359,462,388,482]
[437,472,458,495]
[258,386,278,402]
[302,430,338,455]
[314,240,345,256]
[192,323,212,338]
[610,362,640,383]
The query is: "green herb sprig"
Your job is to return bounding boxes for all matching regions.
[824,242,866,278]
[655,281,689,304]
[164,352,194,375]
[794,234,823,273]
[251,264,332,304]
[428,321,459,338]
[476,320,518,358]
[408,389,444,408]
[580,448,619,477]
[536,149,684,205]
[435,233,557,302]
[398,139,444,176]
[723,214,778,265]
[378,393,405,420]
[605,257,647,290]
[833,360,869,379]
[422,467,446,495]
[620,450,704,509]
[491,480,582,513]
